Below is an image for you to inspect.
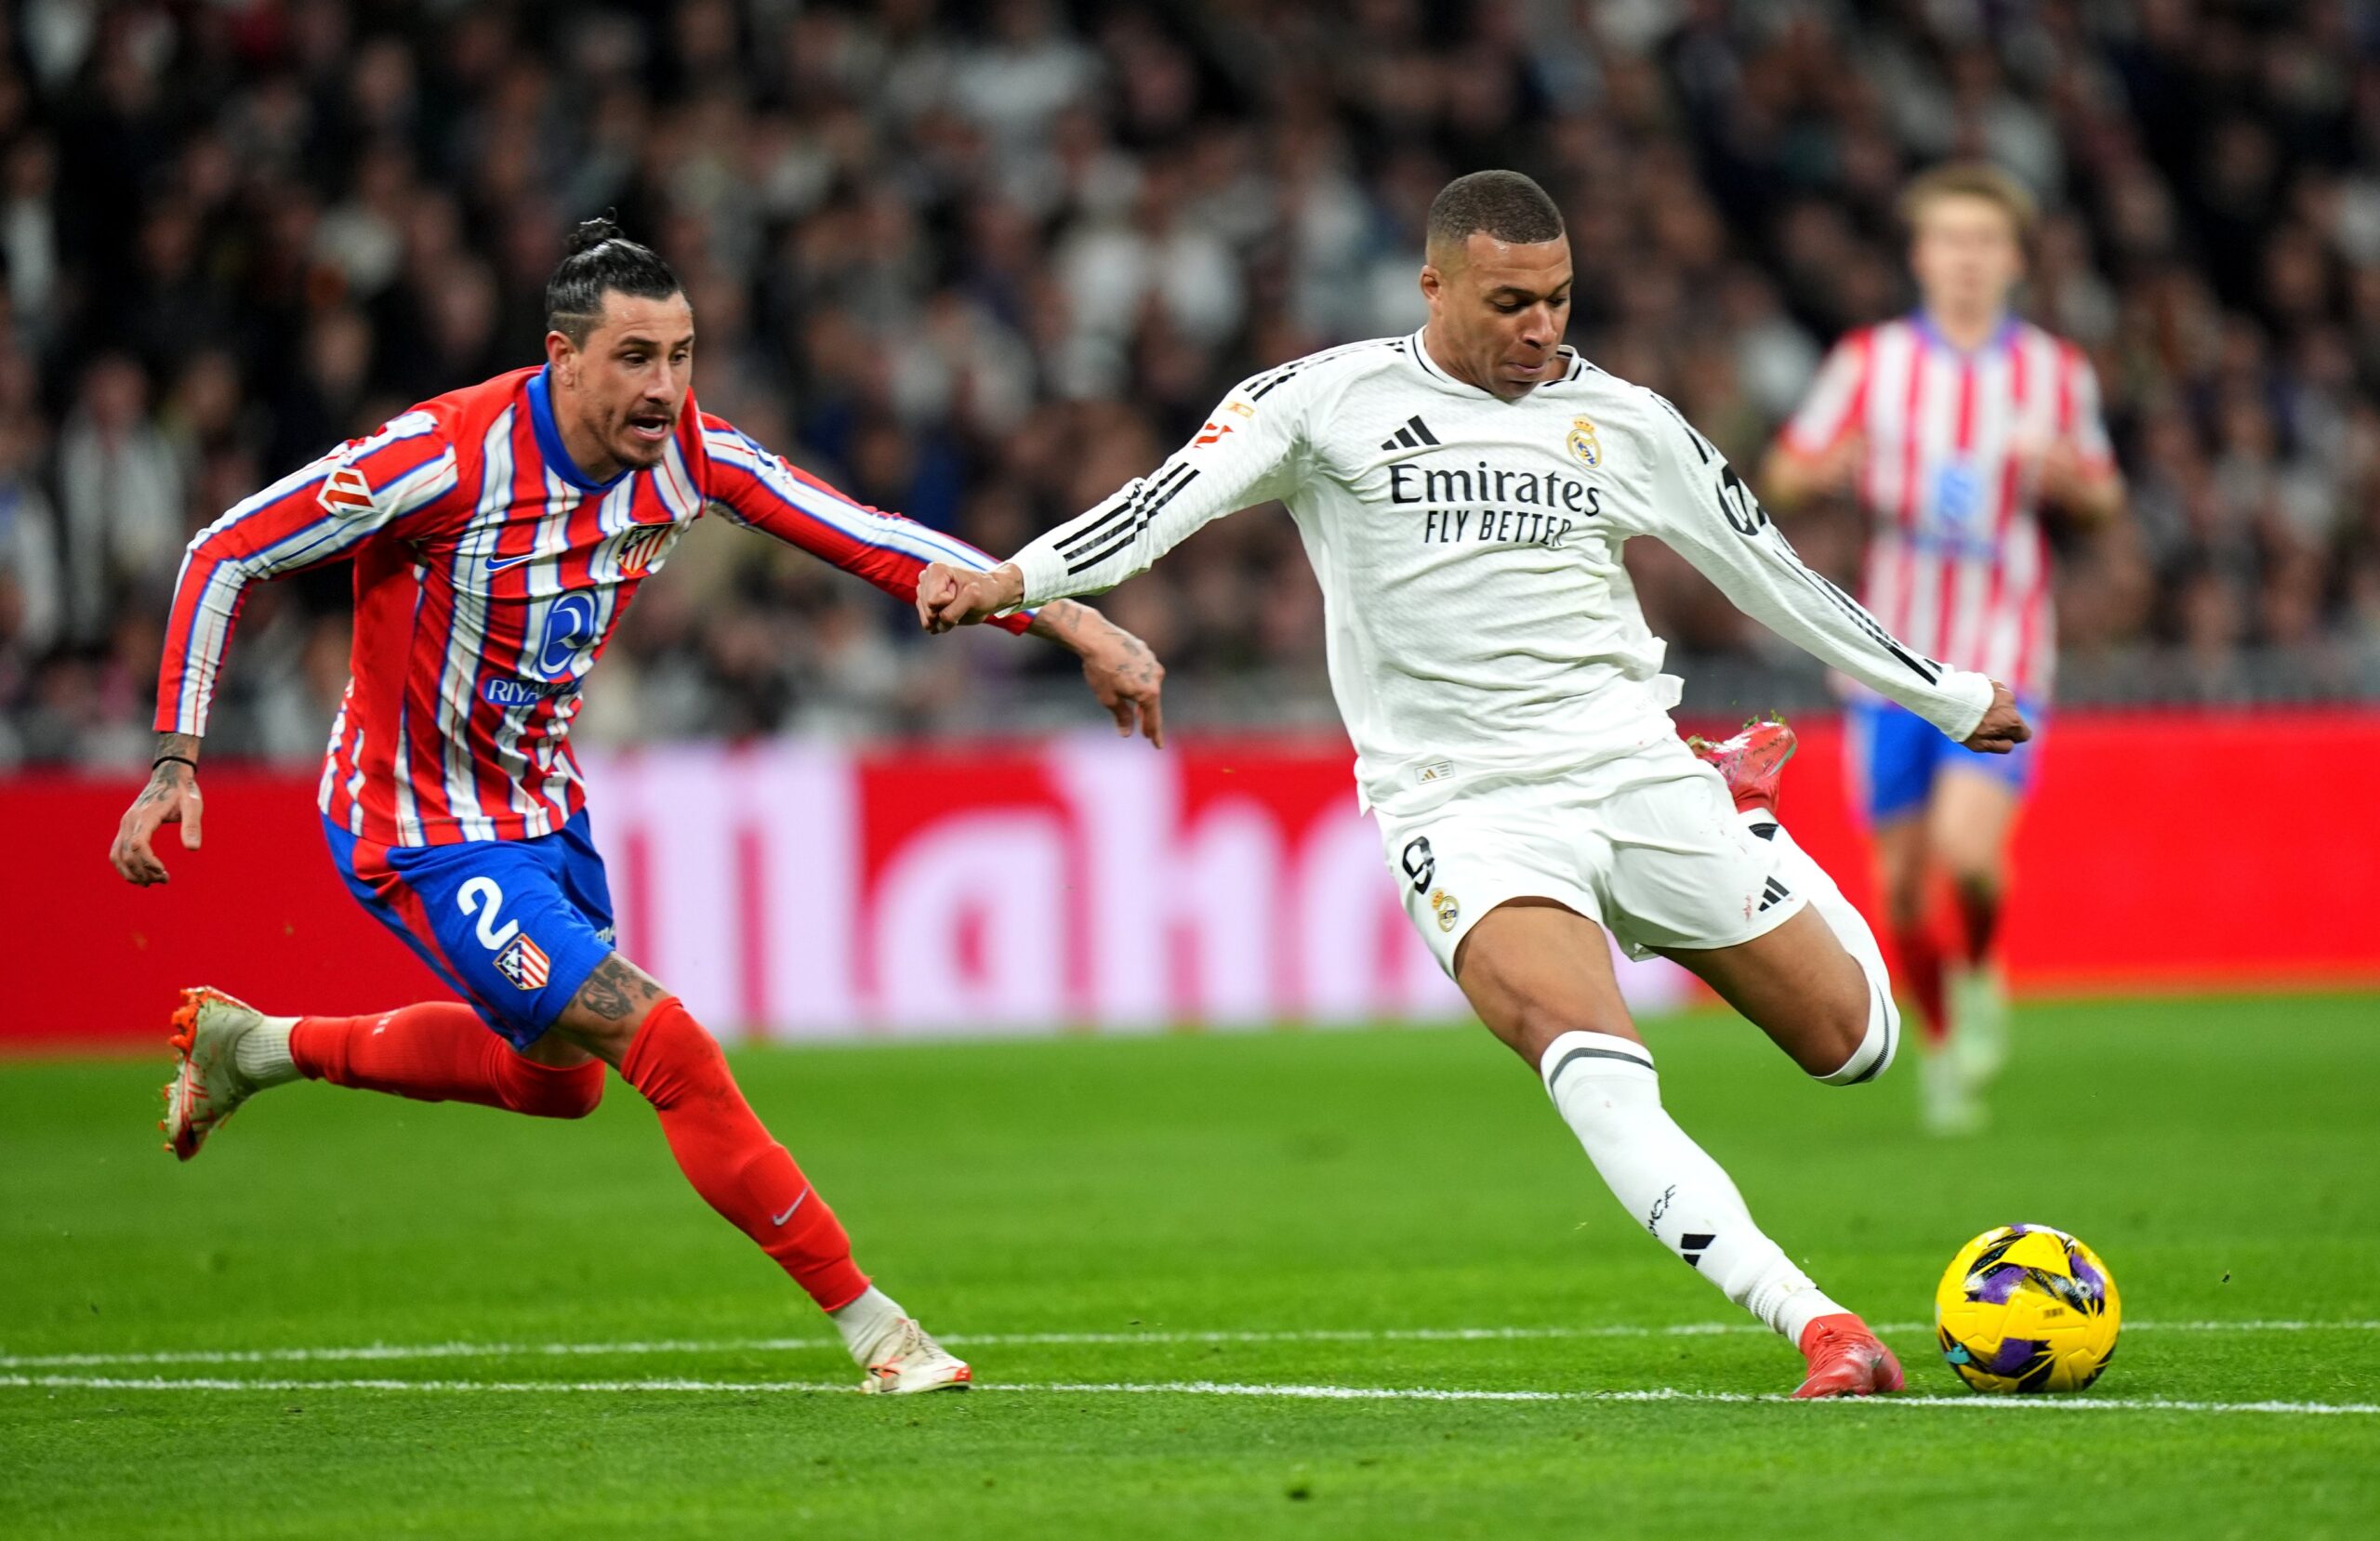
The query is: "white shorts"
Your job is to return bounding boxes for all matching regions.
[1376,739,1810,976]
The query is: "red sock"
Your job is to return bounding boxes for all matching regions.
[1952,879,2002,968]
[291,1003,605,1119]
[1891,924,1950,1045]
[619,997,868,1311]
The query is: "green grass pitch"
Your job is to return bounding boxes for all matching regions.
[4,992,2377,1538]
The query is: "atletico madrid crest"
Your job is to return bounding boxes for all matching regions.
[494,933,551,991]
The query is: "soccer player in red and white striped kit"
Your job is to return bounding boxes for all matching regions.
[1764,164,2125,1133]
[109,217,1168,1392]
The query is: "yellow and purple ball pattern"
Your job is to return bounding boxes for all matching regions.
[1935,1224,2122,1393]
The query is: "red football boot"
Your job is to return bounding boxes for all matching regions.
[1792,1313,1906,1399]
[1686,716,1798,816]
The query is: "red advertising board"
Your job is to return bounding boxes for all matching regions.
[7,712,2374,1051]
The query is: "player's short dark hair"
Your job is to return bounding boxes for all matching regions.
[545,213,683,345]
[1426,170,1566,257]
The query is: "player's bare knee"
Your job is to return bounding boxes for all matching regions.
[1809,974,1898,1088]
[1494,998,1635,1068]
[1792,1009,1866,1078]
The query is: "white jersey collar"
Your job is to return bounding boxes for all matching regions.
[1407,327,1589,399]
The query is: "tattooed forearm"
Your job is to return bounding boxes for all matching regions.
[571,953,667,1023]
[1026,599,1091,647]
[139,733,204,805]
[1031,600,1159,679]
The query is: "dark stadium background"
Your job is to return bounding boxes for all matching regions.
[5,0,2377,1046]
[7,7,2380,1535]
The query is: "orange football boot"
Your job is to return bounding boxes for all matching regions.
[1792,1312,1906,1399]
[1686,716,1797,816]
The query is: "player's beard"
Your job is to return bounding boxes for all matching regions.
[615,404,677,468]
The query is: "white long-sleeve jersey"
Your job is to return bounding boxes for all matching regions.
[1011,329,1996,819]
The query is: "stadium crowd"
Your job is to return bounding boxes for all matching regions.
[2,0,2378,767]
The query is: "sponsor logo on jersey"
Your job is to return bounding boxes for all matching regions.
[1930,460,1982,524]
[1194,421,1235,447]
[1385,460,1602,547]
[1429,888,1461,933]
[318,465,377,519]
[494,933,551,991]
[482,676,573,707]
[1567,416,1602,468]
[535,592,601,679]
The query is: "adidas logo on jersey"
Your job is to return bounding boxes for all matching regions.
[1379,415,1441,452]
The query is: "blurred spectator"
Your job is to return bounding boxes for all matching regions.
[2,0,2378,767]
[55,354,180,647]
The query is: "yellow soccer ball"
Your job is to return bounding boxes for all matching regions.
[1934,1224,2121,1393]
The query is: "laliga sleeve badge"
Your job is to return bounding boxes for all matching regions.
[318,465,377,519]
[1430,889,1462,933]
[494,933,552,991]
[1567,416,1602,468]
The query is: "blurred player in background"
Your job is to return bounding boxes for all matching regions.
[917,171,2032,1398]
[108,217,1166,1393]
[1763,164,2124,1136]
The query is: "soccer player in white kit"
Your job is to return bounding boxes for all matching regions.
[917,171,2030,1397]
[1763,164,2125,1135]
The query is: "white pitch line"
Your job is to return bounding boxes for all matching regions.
[1,1319,2372,1373]
[3,1374,2373,1417]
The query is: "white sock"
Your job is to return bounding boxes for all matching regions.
[232,1016,302,1087]
[829,1285,907,1363]
[1741,810,1899,1086]
[1540,1030,1845,1345]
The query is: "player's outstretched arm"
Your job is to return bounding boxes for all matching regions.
[1029,597,1167,748]
[1626,394,2016,749]
[975,371,1314,618]
[1963,680,2030,755]
[914,560,1022,631]
[110,732,205,886]
[914,567,1168,746]
[698,415,1038,635]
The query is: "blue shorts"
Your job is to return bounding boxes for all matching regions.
[323,812,618,1048]
[1847,696,2044,824]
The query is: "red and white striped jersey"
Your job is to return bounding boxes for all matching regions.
[157,366,1029,847]
[1780,314,2113,699]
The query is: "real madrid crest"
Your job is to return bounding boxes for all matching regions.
[1429,889,1461,933]
[1567,416,1602,468]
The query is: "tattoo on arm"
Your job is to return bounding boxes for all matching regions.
[139,732,204,806]
[572,954,667,1023]
[1026,599,1089,645]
